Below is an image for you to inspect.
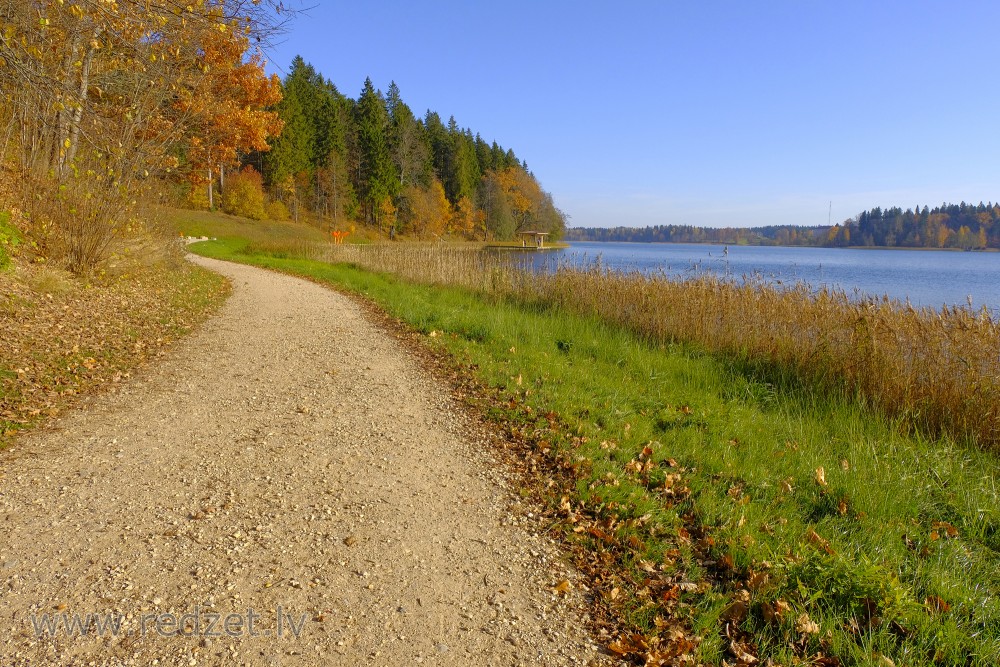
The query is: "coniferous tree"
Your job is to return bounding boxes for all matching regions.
[474,134,492,174]
[490,142,508,171]
[354,78,398,229]
[386,82,432,190]
[453,129,482,204]
[312,80,355,222]
[264,58,315,187]
[253,59,567,240]
[423,111,451,192]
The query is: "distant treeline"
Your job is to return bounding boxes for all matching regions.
[566,201,1000,249]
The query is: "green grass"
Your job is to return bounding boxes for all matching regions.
[159,207,331,244]
[187,229,1000,666]
[0,210,21,270]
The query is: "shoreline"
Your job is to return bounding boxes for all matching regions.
[563,239,998,252]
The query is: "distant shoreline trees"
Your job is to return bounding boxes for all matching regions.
[566,201,1000,249]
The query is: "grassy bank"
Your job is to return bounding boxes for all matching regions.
[172,217,1000,453]
[188,230,1000,667]
[319,243,1000,452]
[0,242,230,447]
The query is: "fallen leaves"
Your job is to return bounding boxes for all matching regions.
[796,612,821,635]
[608,629,700,665]
[730,639,758,663]
[746,571,769,591]
[806,528,835,555]
[0,261,229,446]
[720,599,748,623]
[551,579,571,595]
[924,595,951,613]
[931,521,959,539]
[608,633,648,656]
[761,598,790,623]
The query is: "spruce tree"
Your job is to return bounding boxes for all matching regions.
[264,56,315,187]
[354,78,398,229]
[386,82,432,190]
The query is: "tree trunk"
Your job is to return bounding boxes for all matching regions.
[50,34,80,174]
[64,39,97,173]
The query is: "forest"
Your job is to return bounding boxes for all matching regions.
[231,57,567,242]
[567,201,1000,249]
[0,2,564,275]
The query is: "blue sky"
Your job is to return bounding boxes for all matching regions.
[265,1,1000,229]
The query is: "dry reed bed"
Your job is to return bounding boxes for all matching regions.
[309,242,1000,448]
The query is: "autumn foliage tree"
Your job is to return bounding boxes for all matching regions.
[449,196,481,237]
[398,179,450,238]
[173,27,283,196]
[0,0,288,271]
[222,165,267,220]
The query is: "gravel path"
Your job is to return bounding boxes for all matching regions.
[0,256,610,666]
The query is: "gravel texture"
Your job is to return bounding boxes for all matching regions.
[0,256,615,666]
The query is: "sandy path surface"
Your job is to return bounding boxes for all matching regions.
[0,256,610,666]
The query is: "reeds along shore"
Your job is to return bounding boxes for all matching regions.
[301,242,1000,449]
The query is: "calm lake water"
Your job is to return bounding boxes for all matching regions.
[520,242,1000,311]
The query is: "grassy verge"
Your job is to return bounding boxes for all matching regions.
[190,234,1000,667]
[0,251,230,447]
[159,206,331,244]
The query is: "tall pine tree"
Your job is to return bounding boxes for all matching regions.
[354,78,398,229]
[386,82,432,190]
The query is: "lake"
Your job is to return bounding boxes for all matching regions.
[520,242,1000,311]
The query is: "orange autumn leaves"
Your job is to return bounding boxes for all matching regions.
[177,27,283,183]
[0,0,286,268]
[397,180,482,239]
[2,0,282,178]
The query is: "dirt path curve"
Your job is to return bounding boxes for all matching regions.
[0,256,611,666]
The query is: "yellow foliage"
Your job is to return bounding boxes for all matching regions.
[265,199,290,221]
[494,166,537,223]
[0,0,286,269]
[399,179,449,238]
[449,196,481,238]
[379,197,397,229]
[187,183,211,210]
[222,166,266,220]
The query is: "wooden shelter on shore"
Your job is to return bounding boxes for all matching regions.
[518,231,550,248]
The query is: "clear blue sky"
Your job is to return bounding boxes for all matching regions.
[265,1,1000,229]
